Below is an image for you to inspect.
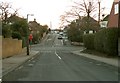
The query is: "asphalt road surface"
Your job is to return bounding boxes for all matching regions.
[3,33,118,81]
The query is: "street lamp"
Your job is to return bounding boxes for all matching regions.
[26,14,34,55]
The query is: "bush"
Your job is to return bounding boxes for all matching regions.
[67,29,83,42]
[2,24,11,38]
[83,34,95,49]
[22,37,27,48]
[94,29,106,53]
[94,28,118,56]
[32,33,39,44]
[12,32,22,40]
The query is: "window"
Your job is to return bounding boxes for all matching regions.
[114,4,118,14]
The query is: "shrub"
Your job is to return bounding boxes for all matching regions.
[22,37,27,48]
[83,34,95,49]
[104,28,118,55]
[2,24,11,38]
[94,29,106,53]
[67,29,83,42]
[94,28,118,56]
[32,33,39,44]
[12,32,22,40]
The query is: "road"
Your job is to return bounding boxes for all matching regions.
[3,33,118,81]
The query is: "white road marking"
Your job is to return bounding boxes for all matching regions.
[55,51,61,60]
[61,40,63,45]
[28,64,34,67]
[89,62,93,63]
[47,39,52,41]
[96,63,101,66]
[18,66,23,70]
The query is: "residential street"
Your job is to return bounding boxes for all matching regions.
[3,33,118,81]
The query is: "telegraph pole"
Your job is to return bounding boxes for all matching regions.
[118,0,120,28]
[98,0,101,24]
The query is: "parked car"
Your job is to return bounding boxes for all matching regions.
[58,35,62,39]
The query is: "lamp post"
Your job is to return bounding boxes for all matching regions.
[26,14,34,55]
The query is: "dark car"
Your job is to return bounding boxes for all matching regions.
[58,35,62,39]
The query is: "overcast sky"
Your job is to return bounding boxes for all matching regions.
[1,0,114,29]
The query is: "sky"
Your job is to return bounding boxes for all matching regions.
[1,0,114,29]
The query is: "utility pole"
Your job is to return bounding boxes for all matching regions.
[118,0,120,28]
[98,0,101,24]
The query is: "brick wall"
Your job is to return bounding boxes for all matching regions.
[2,37,22,58]
[107,1,119,28]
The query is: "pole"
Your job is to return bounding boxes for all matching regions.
[27,14,29,55]
[98,1,100,24]
[118,1,120,28]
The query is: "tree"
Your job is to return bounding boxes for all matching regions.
[9,16,28,37]
[60,0,104,32]
[2,22,11,38]
[67,21,84,42]
[0,2,19,24]
[0,2,21,38]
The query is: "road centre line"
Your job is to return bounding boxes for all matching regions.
[61,40,63,45]
[55,50,61,60]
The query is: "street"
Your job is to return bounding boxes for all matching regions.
[3,33,118,81]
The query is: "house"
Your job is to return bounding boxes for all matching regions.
[29,19,40,34]
[100,15,109,28]
[107,0,119,28]
[79,16,100,34]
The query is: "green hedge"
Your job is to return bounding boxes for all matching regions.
[12,32,22,40]
[2,24,11,38]
[22,37,27,48]
[94,29,106,53]
[67,30,83,42]
[94,28,118,56]
[83,34,95,49]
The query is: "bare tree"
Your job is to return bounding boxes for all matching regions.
[0,2,19,24]
[60,0,105,30]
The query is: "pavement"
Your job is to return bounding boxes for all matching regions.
[1,50,39,77]
[72,49,119,68]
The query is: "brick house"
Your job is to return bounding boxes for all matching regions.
[107,0,119,28]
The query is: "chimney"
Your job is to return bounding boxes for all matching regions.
[34,18,36,22]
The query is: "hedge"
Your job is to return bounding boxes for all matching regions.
[94,28,118,56]
[94,29,106,53]
[12,32,22,40]
[22,37,27,48]
[83,34,95,49]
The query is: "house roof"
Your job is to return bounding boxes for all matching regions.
[81,16,97,23]
[29,20,42,31]
[102,15,110,21]
[8,15,25,23]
